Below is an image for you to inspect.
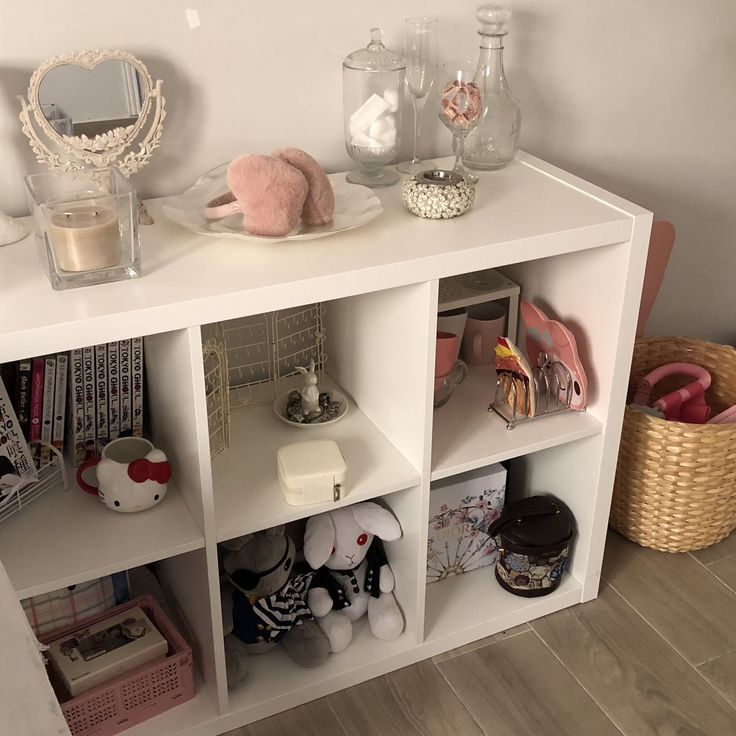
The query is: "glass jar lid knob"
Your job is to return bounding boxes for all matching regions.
[476,5,512,36]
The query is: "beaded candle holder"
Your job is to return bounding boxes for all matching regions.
[401,169,475,219]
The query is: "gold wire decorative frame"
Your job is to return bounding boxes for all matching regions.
[202,304,326,458]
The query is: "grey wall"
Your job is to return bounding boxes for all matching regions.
[1,1,734,342]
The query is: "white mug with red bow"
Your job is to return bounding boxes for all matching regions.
[77,437,171,513]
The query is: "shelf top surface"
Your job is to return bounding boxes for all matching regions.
[431,365,603,480]
[0,476,204,599]
[213,381,421,541]
[0,153,643,361]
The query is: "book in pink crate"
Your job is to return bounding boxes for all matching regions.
[47,605,167,697]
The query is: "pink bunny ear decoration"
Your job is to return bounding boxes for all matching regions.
[352,502,402,541]
[303,512,336,569]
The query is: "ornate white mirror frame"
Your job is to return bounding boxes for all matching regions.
[18,49,165,177]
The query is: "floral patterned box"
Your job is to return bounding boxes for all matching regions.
[427,463,506,584]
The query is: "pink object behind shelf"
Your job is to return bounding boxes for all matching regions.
[632,362,712,423]
[637,220,675,337]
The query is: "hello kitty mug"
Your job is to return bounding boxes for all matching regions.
[77,437,171,513]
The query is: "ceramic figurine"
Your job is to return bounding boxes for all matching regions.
[296,360,320,415]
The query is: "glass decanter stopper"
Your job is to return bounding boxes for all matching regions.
[463,5,521,171]
[343,28,405,187]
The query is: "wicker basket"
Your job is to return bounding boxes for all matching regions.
[610,337,736,553]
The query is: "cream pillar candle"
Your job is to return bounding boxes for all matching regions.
[47,198,121,272]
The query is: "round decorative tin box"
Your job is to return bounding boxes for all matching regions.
[401,170,475,219]
[487,495,574,597]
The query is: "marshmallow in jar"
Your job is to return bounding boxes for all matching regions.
[343,28,405,187]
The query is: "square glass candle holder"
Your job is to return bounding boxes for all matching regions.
[24,168,140,290]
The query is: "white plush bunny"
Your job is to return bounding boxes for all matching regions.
[303,501,404,652]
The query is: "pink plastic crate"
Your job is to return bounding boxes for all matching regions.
[41,595,195,736]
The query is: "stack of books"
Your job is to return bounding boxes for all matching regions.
[0,337,144,475]
[67,338,145,467]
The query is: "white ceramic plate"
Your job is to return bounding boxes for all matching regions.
[273,388,350,429]
[161,163,382,243]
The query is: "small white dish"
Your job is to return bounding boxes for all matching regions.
[273,388,350,428]
[161,165,382,243]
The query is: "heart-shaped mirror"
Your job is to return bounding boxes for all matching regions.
[19,50,165,176]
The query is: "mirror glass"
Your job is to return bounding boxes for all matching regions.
[38,60,145,139]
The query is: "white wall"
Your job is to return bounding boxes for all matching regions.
[1,1,734,342]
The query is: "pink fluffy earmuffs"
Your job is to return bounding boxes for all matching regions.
[204,148,335,238]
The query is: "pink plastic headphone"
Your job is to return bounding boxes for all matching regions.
[632,362,712,423]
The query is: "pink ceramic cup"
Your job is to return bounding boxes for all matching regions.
[436,331,459,377]
[461,302,507,365]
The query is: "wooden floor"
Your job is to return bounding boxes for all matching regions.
[226,529,736,736]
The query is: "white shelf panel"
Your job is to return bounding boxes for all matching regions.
[0,154,637,364]
[424,566,583,647]
[0,476,204,599]
[226,619,417,726]
[431,365,603,480]
[121,676,218,736]
[212,379,421,542]
[438,269,519,311]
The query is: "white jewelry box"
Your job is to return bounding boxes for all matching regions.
[277,439,347,505]
[46,605,168,696]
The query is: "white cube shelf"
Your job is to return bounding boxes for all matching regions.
[0,153,651,736]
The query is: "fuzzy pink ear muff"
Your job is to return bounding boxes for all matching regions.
[224,154,309,237]
[273,148,335,226]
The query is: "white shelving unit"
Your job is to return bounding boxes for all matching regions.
[0,153,652,736]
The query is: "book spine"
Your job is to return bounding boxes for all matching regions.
[107,342,120,443]
[94,344,109,453]
[131,337,144,438]
[52,353,68,454]
[65,349,85,467]
[82,346,96,459]
[0,373,36,479]
[119,339,132,437]
[40,356,56,464]
[14,359,32,442]
[29,357,45,464]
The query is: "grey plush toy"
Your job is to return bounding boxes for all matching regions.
[220,527,330,689]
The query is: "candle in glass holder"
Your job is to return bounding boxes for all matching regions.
[46,196,122,272]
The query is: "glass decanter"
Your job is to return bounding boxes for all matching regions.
[463,5,521,171]
[343,28,405,187]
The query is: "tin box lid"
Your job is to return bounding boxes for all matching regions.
[488,495,574,548]
[277,439,347,481]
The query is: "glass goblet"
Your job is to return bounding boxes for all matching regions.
[397,17,439,176]
[438,62,482,183]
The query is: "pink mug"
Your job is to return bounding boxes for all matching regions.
[436,331,459,378]
[461,302,507,365]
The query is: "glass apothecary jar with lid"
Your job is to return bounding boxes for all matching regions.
[463,5,521,171]
[343,28,405,188]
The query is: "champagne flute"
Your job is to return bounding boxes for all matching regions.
[438,61,482,183]
[397,17,439,175]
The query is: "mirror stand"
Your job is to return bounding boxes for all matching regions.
[17,49,165,178]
